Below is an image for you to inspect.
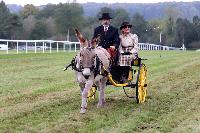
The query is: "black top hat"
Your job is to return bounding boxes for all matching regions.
[120,21,132,30]
[99,13,112,20]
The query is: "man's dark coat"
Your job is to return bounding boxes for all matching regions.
[93,25,120,49]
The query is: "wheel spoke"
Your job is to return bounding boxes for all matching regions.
[137,64,147,103]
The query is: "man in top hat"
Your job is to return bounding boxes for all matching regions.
[118,21,139,66]
[92,13,120,64]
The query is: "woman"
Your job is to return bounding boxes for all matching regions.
[118,21,139,66]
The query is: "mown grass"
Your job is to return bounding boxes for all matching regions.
[0,51,200,132]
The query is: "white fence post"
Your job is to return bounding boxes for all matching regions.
[17,42,19,54]
[35,42,36,53]
[57,42,58,53]
[6,41,8,54]
[49,42,51,53]
[43,42,45,53]
[69,43,71,52]
[75,43,77,52]
[26,42,28,54]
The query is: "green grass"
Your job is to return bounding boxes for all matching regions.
[0,51,200,132]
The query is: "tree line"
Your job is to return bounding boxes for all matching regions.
[1,1,200,49]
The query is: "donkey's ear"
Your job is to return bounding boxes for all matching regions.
[91,34,101,49]
[74,28,88,47]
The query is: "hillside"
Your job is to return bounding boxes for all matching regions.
[82,2,200,20]
[7,2,200,20]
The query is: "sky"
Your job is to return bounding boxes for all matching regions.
[4,0,195,6]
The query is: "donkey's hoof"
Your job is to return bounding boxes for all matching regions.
[97,100,106,108]
[80,107,87,114]
[97,103,104,108]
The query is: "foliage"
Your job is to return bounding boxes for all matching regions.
[29,20,49,40]
[131,13,148,42]
[0,1,11,38]
[20,4,39,19]
[6,14,22,39]
[0,1,22,39]
[112,8,130,28]
[21,15,36,39]
[96,7,115,19]
[35,4,57,19]
[1,2,200,48]
[54,3,84,41]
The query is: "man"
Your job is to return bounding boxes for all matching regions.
[92,13,120,63]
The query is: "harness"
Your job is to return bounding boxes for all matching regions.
[66,55,103,77]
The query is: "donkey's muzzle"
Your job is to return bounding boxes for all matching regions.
[82,68,91,79]
[84,75,90,79]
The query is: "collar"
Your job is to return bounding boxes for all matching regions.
[122,33,131,37]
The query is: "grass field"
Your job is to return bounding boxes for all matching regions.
[0,51,200,132]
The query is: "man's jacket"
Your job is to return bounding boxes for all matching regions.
[93,25,120,49]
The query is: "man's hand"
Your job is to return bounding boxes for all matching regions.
[110,46,115,50]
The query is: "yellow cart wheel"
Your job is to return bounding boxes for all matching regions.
[136,63,147,103]
[87,86,97,100]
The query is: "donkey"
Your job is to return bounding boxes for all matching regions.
[69,29,111,114]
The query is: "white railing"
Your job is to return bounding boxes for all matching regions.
[0,39,185,54]
[0,39,80,54]
[138,43,186,51]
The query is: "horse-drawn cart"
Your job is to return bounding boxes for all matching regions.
[65,56,148,104]
[89,57,147,103]
[64,29,147,113]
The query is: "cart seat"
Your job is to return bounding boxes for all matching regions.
[107,65,130,85]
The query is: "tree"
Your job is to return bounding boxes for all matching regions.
[131,13,148,42]
[54,3,84,40]
[82,16,98,39]
[192,16,200,41]
[112,8,130,28]
[175,18,197,48]
[36,4,57,19]
[29,20,48,40]
[21,15,36,39]
[96,7,114,19]
[45,17,56,39]
[146,19,163,44]
[20,4,39,19]
[193,16,200,26]
[164,7,182,23]
[0,1,10,38]
[166,17,174,35]
[6,14,22,39]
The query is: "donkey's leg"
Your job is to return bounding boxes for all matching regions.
[79,83,85,94]
[80,79,93,114]
[101,77,107,104]
[76,72,86,94]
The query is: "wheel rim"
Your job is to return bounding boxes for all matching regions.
[138,64,147,103]
[87,86,96,100]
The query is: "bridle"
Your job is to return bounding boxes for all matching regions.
[72,48,100,79]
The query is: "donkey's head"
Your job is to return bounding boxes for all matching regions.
[75,29,97,79]
[79,48,96,79]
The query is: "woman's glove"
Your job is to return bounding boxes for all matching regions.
[130,52,138,60]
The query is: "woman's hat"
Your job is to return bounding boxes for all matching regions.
[99,13,112,20]
[120,21,132,30]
